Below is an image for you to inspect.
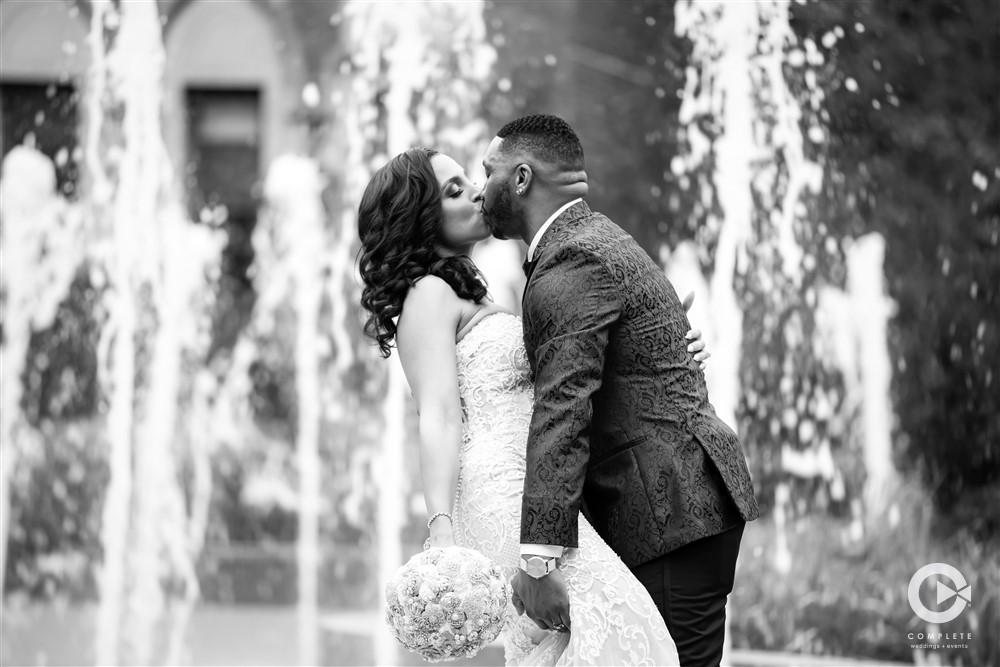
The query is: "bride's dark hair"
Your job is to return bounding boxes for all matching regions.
[358,147,488,357]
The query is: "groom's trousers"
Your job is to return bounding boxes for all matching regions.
[630,522,745,667]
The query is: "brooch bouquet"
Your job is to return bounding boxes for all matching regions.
[385,546,510,662]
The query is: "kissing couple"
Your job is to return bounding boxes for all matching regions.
[358,114,759,666]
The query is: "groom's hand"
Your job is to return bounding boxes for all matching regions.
[511,569,571,633]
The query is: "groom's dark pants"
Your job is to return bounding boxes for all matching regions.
[631,523,745,667]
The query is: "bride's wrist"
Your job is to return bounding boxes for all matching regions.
[427,512,454,545]
[427,511,452,530]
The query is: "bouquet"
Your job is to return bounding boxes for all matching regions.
[385,545,510,662]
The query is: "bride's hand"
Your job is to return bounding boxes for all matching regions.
[427,517,456,548]
[428,534,456,548]
[682,292,711,370]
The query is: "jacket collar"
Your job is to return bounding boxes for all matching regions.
[530,200,591,261]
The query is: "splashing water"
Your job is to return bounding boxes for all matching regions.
[0,3,220,662]
[81,2,223,663]
[261,155,327,665]
[0,146,84,598]
[672,0,897,574]
[672,1,753,433]
[672,0,827,429]
[844,235,898,516]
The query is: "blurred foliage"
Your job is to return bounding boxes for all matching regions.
[790,0,1000,523]
[3,419,107,603]
[731,481,1000,665]
[19,269,103,426]
[4,269,107,601]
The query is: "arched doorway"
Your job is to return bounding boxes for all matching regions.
[164,0,304,195]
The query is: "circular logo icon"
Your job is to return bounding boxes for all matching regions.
[908,563,972,624]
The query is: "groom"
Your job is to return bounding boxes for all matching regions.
[478,114,759,666]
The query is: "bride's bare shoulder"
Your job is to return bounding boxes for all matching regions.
[399,276,463,330]
[404,275,461,310]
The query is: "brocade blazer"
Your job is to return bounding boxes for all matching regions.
[519,201,759,569]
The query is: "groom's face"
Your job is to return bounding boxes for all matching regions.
[480,137,521,241]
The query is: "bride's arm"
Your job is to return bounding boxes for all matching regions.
[396,277,465,548]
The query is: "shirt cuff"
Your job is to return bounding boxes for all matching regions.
[520,544,565,559]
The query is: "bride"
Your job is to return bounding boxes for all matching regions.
[358,148,706,665]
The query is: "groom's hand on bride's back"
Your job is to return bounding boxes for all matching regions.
[511,569,572,633]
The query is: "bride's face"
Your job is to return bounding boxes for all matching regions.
[431,154,490,254]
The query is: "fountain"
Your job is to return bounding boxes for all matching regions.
[256,155,327,665]
[0,1,220,663]
[671,0,896,564]
[0,146,85,610]
[84,2,221,663]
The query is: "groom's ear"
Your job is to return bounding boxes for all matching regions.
[515,163,533,193]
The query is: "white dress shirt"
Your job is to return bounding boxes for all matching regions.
[521,197,582,560]
[525,198,582,262]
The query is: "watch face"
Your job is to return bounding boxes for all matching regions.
[523,555,553,578]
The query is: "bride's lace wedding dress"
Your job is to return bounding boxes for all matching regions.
[452,311,679,666]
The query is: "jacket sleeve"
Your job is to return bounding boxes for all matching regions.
[520,243,621,548]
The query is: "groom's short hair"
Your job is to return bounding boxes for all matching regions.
[496,114,585,171]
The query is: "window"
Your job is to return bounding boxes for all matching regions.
[0,81,80,198]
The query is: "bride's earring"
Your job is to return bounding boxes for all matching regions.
[516,187,524,195]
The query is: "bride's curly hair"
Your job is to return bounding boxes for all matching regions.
[357,147,488,357]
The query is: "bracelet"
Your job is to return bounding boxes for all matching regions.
[427,511,452,530]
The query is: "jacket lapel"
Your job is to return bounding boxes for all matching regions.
[522,200,592,300]
[521,201,592,352]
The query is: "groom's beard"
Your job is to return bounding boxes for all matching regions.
[484,185,515,241]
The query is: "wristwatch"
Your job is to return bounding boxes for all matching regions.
[519,554,558,579]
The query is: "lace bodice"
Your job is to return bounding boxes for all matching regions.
[454,312,532,571]
[457,312,534,440]
[450,312,679,665]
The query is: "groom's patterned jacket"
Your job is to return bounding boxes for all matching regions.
[520,201,759,568]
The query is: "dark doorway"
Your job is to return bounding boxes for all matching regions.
[186,87,261,357]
